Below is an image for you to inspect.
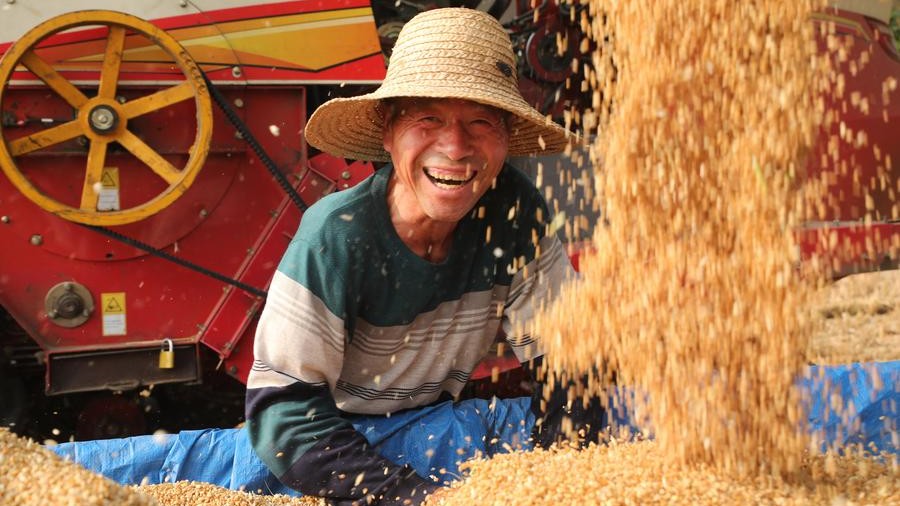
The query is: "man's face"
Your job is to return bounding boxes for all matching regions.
[382,97,510,224]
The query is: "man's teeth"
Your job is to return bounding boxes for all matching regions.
[424,168,474,187]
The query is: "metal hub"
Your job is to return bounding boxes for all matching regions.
[88,104,119,133]
[45,281,94,328]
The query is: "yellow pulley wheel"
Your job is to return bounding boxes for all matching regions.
[0,10,213,226]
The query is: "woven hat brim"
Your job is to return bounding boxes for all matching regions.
[305,90,574,162]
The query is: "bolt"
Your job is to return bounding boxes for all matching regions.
[234,131,244,140]
[89,105,117,132]
[233,98,244,108]
[179,0,188,6]
[1,216,9,223]
[231,66,242,78]
[199,208,208,218]
[48,309,58,319]
[30,234,42,246]
[341,170,352,180]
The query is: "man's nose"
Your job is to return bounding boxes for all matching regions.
[437,121,474,160]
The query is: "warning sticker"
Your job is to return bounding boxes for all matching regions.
[100,292,127,336]
[97,167,120,212]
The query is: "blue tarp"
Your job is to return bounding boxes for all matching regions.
[50,361,899,496]
[801,361,899,453]
[50,397,534,496]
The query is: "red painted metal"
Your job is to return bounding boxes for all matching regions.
[808,9,899,223]
[200,154,375,383]
[0,86,313,391]
[796,222,899,277]
[796,9,900,274]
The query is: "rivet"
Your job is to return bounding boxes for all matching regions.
[231,66,242,78]
[1,215,9,223]
[341,170,352,180]
[233,98,244,108]
[30,234,43,246]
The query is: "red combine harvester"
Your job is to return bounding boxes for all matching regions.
[0,1,896,441]
[0,0,589,440]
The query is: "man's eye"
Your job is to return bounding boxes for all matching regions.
[471,117,503,129]
[420,116,441,124]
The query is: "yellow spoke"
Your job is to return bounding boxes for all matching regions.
[121,82,195,119]
[97,26,126,99]
[8,119,85,156]
[20,51,89,108]
[117,130,180,184]
[79,139,108,211]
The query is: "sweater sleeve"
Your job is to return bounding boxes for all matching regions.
[245,237,439,504]
[245,383,437,504]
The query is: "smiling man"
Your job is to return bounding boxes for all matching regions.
[245,8,600,506]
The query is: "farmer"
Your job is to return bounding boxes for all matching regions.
[246,7,603,505]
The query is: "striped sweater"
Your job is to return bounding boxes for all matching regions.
[246,164,573,504]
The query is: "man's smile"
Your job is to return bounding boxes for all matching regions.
[423,167,476,189]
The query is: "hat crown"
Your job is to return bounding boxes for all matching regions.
[303,7,571,162]
[382,8,520,98]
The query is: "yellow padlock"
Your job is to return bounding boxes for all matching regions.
[159,339,175,369]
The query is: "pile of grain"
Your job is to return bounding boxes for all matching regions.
[0,428,322,505]
[134,481,322,506]
[809,270,900,364]
[0,427,155,506]
[436,442,899,506]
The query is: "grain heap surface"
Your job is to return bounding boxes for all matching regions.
[0,428,156,506]
[437,441,899,506]
[809,270,900,364]
[134,481,323,506]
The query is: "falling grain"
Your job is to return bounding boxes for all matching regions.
[434,0,896,503]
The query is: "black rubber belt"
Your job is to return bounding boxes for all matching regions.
[79,223,267,298]
[200,71,309,213]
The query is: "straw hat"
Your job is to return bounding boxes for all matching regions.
[304,7,573,162]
